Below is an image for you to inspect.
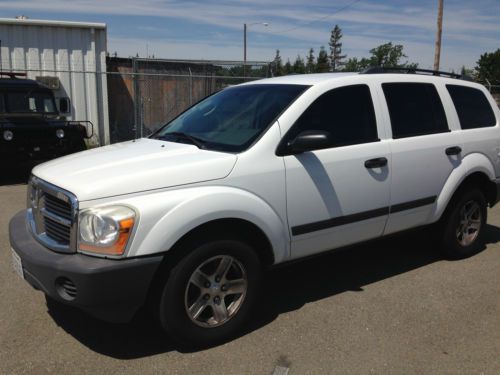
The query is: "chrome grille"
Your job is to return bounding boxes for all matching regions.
[43,194,72,221]
[44,215,71,244]
[27,176,78,253]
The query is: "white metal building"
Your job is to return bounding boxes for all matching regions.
[0,18,110,146]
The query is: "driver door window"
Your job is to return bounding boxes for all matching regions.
[287,84,379,148]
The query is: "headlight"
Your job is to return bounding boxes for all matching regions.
[78,206,136,256]
[56,129,65,139]
[3,130,13,141]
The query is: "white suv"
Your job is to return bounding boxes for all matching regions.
[9,69,500,346]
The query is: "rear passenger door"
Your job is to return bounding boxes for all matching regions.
[380,82,463,234]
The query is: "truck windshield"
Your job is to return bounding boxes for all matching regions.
[4,91,57,114]
[153,84,309,152]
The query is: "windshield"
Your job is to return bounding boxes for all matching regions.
[153,84,308,152]
[3,90,57,114]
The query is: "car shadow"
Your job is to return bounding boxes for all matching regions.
[0,161,38,186]
[45,223,500,358]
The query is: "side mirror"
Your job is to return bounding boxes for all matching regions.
[58,97,71,114]
[285,130,332,155]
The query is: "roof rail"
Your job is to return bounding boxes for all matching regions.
[0,72,28,78]
[360,66,469,80]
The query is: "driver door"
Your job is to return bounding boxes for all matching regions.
[281,84,392,259]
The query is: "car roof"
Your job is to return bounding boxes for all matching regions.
[0,78,49,90]
[242,72,486,90]
[244,73,358,86]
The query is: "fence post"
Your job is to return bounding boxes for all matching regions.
[188,67,193,105]
[132,57,141,139]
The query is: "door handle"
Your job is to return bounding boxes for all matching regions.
[364,157,388,169]
[445,146,462,156]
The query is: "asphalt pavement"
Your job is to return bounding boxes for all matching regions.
[0,163,498,374]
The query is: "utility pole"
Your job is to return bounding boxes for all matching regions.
[243,23,247,78]
[243,22,268,79]
[433,0,444,71]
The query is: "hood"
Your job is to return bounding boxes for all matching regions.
[32,138,237,201]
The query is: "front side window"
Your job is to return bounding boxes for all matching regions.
[154,84,308,152]
[383,83,449,138]
[6,91,57,114]
[286,84,379,147]
[446,85,496,129]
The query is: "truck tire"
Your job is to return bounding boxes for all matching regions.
[441,189,487,259]
[159,238,262,347]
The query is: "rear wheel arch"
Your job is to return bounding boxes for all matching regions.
[447,172,497,210]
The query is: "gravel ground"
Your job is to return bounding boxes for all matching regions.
[0,165,498,374]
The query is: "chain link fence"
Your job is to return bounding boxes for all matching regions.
[106,57,271,143]
[2,57,271,145]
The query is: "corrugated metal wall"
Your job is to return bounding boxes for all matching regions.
[0,18,109,146]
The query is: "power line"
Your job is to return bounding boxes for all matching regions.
[272,0,363,35]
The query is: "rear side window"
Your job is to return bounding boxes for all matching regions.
[383,83,449,138]
[446,85,496,129]
[289,84,378,147]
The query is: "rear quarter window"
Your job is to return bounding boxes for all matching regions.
[382,83,449,139]
[446,85,496,129]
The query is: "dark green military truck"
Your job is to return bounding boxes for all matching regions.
[0,72,91,160]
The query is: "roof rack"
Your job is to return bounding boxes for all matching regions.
[361,66,470,80]
[0,72,28,79]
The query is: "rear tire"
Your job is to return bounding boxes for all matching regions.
[441,189,487,259]
[159,238,261,347]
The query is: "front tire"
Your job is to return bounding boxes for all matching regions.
[159,239,261,347]
[441,189,487,259]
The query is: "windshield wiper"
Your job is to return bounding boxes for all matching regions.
[155,132,206,149]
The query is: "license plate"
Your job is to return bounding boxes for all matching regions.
[11,248,24,280]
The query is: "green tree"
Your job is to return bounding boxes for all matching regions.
[316,46,330,73]
[343,57,372,72]
[272,49,284,76]
[284,59,293,75]
[475,49,500,83]
[293,55,306,74]
[306,48,315,73]
[369,42,411,67]
[460,65,475,79]
[329,24,346,71]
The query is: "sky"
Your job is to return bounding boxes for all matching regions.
[1,0,499,71]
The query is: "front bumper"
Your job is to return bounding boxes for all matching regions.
[9,210,163,323]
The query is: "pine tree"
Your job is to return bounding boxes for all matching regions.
[306,48,315,73]
[316,46,330,73]
[284,59,292,75]
[293,55,306,74]
[329,24,346,71]
[273,49,283,76]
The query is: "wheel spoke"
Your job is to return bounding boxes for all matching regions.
[212,300,229,323]
[225,279,246,295]
[215,256,233,279]
[184,254,248,328]
[469,220,481,230]
[188,296,208,320]
[190,270,210,289]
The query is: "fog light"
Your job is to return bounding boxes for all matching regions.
[3,130,13,141]
[56,129,65,139]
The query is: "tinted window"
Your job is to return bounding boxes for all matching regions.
[446,85,496,129]
[155,84,308,152]
[288,85,378,147]
[6,91,56,113]
[383,83,448,138]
